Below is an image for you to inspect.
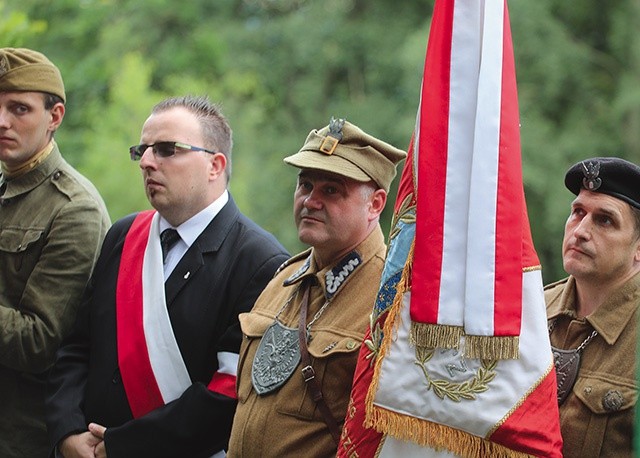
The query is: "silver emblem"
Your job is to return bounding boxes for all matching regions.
[251,319,301,395]
[602,389,624,412]
[581,161,602,191]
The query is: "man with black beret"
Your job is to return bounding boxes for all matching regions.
[545,156,639,457]
[0,48,110,457]
[228,117,406,457]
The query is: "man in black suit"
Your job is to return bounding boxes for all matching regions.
[45,95,289,458]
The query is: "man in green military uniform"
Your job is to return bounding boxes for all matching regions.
[546,157,639,458]
[228,118,406,457]
[0,48,110,457]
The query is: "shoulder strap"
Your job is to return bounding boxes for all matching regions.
[298,280,342,445]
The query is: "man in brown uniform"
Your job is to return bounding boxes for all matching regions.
[228,117,406,457]
[545,156,639,458]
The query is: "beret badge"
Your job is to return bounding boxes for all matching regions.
[319,116,345,155]
[581,160,602,191]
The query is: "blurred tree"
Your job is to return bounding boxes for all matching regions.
[3,0,638,280]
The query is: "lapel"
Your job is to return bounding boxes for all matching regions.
[163,196,241,307]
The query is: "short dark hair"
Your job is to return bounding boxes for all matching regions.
[43,93,64,110]
[42,92,64,138]
[152,95,233,182]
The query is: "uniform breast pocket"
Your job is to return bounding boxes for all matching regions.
[275,327,362,421]
[0,227,44,281]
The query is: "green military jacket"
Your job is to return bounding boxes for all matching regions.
[0,144,110,457]
[229,226,386,458]
[545,274,639,458]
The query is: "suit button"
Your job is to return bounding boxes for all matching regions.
[112,370,121,384]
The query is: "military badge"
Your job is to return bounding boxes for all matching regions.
[581,160,602,191]
[252,319,301,395]
[0,53,8,78]
[602,389,624,412]
[319,116,345,155]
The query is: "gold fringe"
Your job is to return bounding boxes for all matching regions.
[464,335,520,360]
[522,264,541,273]
[367,405,534,458]
[365,238,415,427]
[410,322,463,350]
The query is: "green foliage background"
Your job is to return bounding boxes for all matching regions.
[3,0,639,283]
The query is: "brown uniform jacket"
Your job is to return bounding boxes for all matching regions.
[228,226,386,458]
[545,274,639,458]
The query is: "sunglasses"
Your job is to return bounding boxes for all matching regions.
[129,141,219,161]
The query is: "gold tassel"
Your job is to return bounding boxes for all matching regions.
[465,335,520,360]
[365,238,415,426]
[367,405,534,458]
[410,322,463,350]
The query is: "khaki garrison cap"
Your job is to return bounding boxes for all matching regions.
[284,117,407,192]
[0,48,66,103]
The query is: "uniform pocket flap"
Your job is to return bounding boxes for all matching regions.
[574,374,637,414]
[308,327,362,358]
[239,312,275,338]
[0,228,44,253]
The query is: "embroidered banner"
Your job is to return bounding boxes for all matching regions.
[338,0,563,456]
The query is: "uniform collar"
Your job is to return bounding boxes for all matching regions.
[283,225,385,300]
[548,273,640,345]
[0,144,64,199]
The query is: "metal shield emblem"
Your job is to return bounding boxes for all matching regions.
[251,320,301,395]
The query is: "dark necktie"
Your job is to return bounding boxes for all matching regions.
[160,228,180,263]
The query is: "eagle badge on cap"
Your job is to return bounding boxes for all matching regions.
[581,160,602,191]
[319,116,345,155]
[0,54,8,78]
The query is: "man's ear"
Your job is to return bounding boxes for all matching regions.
[208,153,227,181]
[48,102,65,132]
[368,189,387,221]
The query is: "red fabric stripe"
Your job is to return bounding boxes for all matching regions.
[207,372,237,399]
[116,210,164,418]
[492,1,522,336]
[411,0,454,325]
[489,369,563,457]
[392,135,416,214]
[337,322,385,457]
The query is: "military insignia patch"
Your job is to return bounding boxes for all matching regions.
[0,54,8,78]
[325,251,362,298]
[283,256,311,286]
[319,116,345,155]
[581,160,602,191]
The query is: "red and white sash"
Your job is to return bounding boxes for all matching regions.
[116,210,192,418]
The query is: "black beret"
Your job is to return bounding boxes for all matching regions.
[565,157,640,209]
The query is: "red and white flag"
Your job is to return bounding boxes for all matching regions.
[338,0,563,456]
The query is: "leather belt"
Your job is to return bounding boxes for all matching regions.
[297,280,341,445]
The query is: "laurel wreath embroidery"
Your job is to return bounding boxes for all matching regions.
[415,347,498,402]
[364,313,383,366]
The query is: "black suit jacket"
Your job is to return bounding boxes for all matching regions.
[46,197,288,457]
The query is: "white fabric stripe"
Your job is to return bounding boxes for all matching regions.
[216,351,239,376]
[437,0,483,326]
[374,269,552,438]
[464,0,504,335]
[142,213,192,403]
